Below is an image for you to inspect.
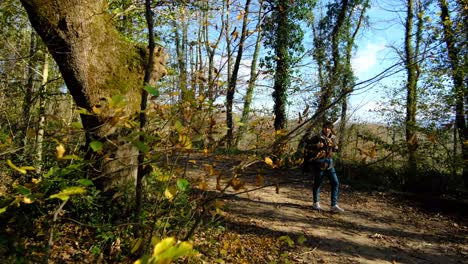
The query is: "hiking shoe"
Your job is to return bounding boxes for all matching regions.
[331,205,344,213]
[313,202,322,210]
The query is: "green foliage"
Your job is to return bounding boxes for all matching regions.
[144,85,160,97]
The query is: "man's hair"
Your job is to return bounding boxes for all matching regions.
[322,121,334,128]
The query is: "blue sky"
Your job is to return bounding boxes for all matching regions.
[348,1,406,122]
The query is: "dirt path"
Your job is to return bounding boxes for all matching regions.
[187,155,468,263]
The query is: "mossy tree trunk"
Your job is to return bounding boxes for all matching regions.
[20,0,166,191]
[404,0,423,179]
[272,0,289,132]
[439,0,468,187]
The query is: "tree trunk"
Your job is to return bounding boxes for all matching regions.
[20,0,167,191]
[226,0,251,149]
[439,0,468,187]
[203,1,224,102]
[273,1,289,131]
[35,52,49,173]
[236,0,264,148]
[21,30,37,149]
[338,0,368,158]
[173,6,191,103]
[404,0,422,178]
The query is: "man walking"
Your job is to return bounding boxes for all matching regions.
[304,121,344,213]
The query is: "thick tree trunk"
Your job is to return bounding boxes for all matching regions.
[273,1,289,132]
[20,0,166,191]
[439,0,468,187]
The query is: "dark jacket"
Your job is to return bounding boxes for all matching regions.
[303,132,338,172]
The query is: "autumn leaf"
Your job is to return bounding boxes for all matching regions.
[264,157,274,167]
[23,197,33,204]
[56,144,66,159]
[230,178,244,191]
[276,128,288,136]
[153,237,176,257]
[178,134,192,150]
[198,182,208,191]
[164,188,175,202]
[7,160,35,174]
[203,164,215,176]
[50,186,86,201]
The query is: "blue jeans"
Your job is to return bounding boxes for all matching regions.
[313,158,339,206]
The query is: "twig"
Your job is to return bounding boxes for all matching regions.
[44,200,68,264]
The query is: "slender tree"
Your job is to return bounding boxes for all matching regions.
[226,0,252,148]
[404,0,424,177]
[236,0,265,147]
[34,52,49,173]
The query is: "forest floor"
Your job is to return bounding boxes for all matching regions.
[186,154,468,264]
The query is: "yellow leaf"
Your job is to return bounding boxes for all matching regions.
[188,160,197,164]
[153,237,176,256]
[264,157,274,167]
[23,197,33,204]
[32,178,41,184]
[164,188,174,201]
[49,186,86,201]
[7,159,27,174]
[276,129,288,136]
[178,135,192,150]
[56,144,66,159]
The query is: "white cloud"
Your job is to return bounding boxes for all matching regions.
[351,42,386,77]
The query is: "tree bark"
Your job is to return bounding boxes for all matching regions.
[404,0,422,178]
[21,30,37,149]
[226,0,251,148]
[338,0,368,158]
[35,52,49,174]
[20,0,167,191]
[439,0,468,187]
[272,0,289,131]
[236,0,264,147]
